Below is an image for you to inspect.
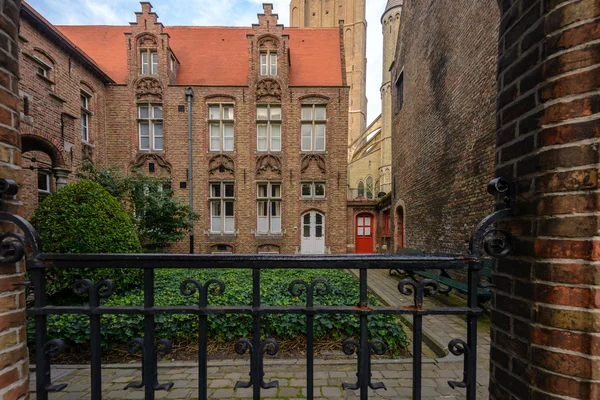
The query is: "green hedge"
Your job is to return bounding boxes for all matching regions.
[30,269,408,356]
[30,180,142,296]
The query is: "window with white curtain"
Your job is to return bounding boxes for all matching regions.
[257,105,281,152]
[260,51,277,76]
[138,104,163,151]
[256,182,281,234]
[210,182,235,233]
[301,105,326,152]
[208,104,234,152]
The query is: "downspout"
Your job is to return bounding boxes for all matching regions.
[185,87,194,254]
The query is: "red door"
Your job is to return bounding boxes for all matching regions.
[355,214,374,254]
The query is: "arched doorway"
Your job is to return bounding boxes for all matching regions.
[355,213,374,254]
[395,206,404,251]
[301,211,325,254]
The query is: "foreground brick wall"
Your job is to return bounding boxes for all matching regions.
[491,0,600,398]
[0,0,30,398]
[390,0,500,254]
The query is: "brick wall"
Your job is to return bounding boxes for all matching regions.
[491,0,600,398]
[0,0,30,398]
[390,0,500,255]
[105,4,349,254]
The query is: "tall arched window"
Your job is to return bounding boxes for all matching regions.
[357,181,365,198]
[366,177,374,199]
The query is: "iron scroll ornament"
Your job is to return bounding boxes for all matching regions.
[469,177,515,259]
[234,338,280,390]
[124,338,175,391]
[447,339,469,389]
[43,339,68,392]
[180,278,226,306]
[398,278,440,307]
[341,338,387,391]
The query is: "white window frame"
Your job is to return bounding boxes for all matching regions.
[256,105,282,152]
[33,56,52,79]
[37,171,51,203]
[80,91,91,142]
[256,182,282,234]
[260,51,277,76]
[208,104,234,152]
[138,104,163,151]
[301,182,326,199]
[141,49,158,75]
[301,105,326,152]
[209,182,235,234]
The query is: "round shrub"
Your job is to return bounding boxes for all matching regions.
[31,180,142,296]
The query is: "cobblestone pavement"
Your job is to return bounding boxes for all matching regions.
[29,269,491,399]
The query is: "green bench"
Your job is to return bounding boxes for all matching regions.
[389,249,492,310]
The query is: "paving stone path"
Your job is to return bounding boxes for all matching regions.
[29,269,491,399]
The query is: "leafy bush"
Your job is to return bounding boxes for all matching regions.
[30,180,142,296]
[32,269,408,356]
[77,162,196,252]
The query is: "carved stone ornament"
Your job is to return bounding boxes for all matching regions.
[256,155,282,177]
[209,154,235,177]
[258,36,279,49]
[129,153,172,173]
[301,154,326,175]
[256,79,282,102]
[135,77,162,102]
[82,142,93,162]
[138,34,158,47]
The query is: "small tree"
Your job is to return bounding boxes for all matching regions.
[77,162,196,252]
[31,180,142,296]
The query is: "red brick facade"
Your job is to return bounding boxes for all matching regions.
[17,2,349,254]
[491,1,600,398]
[0,1,29,399]
[390,0,500,255]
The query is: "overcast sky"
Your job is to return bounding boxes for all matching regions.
[27,0,386,124]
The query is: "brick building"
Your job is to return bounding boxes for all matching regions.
[390,0,499,254]
[17,1,349,254]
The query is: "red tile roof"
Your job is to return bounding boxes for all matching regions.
[55,25,343,87]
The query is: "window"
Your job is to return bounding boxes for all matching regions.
[170,55,175,72]
[256,105,281,152]
[301,105,326,152]
[301,182,326,199]
[35,59,51,79]
[209,104,234,152]
[80,91,91,142]
[210,182,235,233]
[366,177,374,199]
[260,51,277,76]
[357,181,365,197]
[257,183,281,234]
[138,104,163,151]
[141,49,158,75]
[37,171,51,203]
[396,71,404,113]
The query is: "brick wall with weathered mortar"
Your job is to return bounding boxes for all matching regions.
[390,0,500,254]
[491,0,600,398]
[0,0,30,398]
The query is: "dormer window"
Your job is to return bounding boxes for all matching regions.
[260,51,277,76]
[141,49,158,75]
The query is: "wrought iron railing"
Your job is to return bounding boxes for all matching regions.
[0,177,514,400]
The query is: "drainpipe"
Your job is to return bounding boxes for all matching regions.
[185,87,194,254]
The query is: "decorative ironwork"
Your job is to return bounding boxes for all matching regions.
[124,338,174,391]
[342,338,387,391]
[43,339,68,392]
[447,339,469,389]
[4,177,516,400]
[398,278,440,307]
[234,338,280,390]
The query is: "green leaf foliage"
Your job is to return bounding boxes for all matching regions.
[30,269,408,356]
[30,180,142,295]
[77,162,197,252]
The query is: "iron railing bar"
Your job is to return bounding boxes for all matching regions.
[359,268,368,400]
[32,267,48,400]
[466,261,479,400]
[143,268,155,400]
[89,285,102,400]
[29,305,483,316]
[252,268,261,399]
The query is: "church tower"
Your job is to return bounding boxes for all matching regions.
[379,0,402,190]
[290,0,367,145]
